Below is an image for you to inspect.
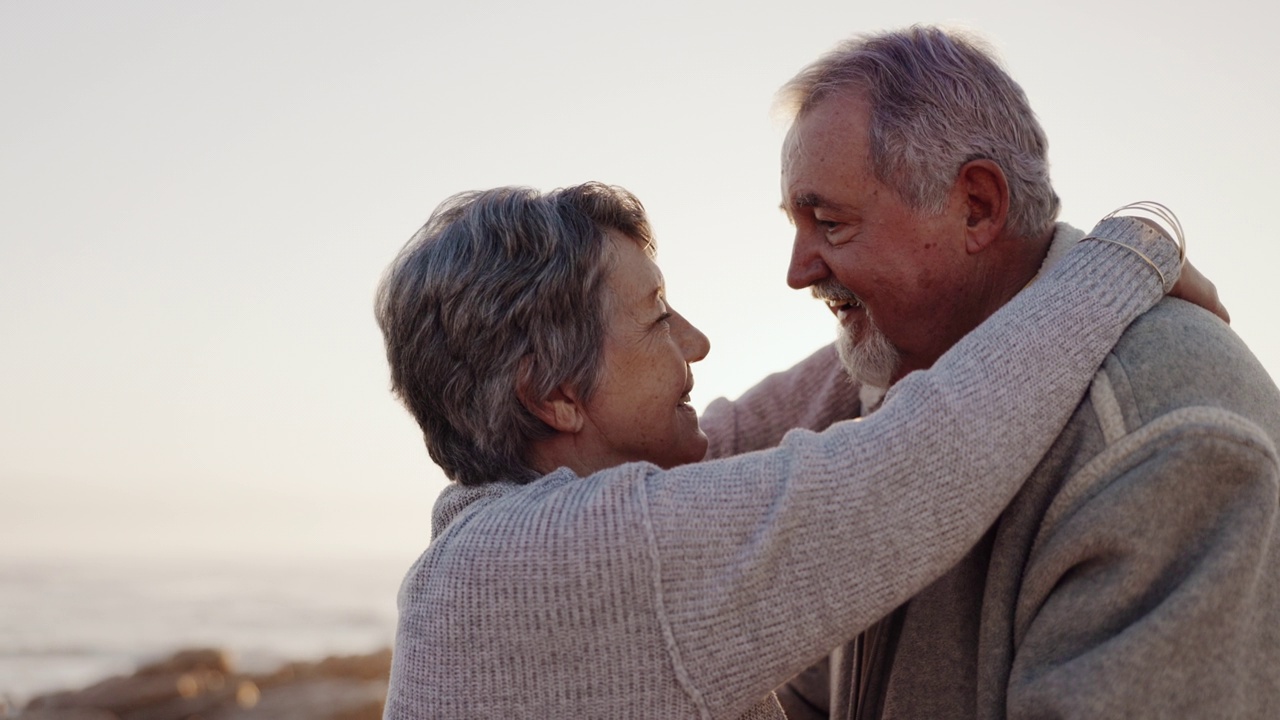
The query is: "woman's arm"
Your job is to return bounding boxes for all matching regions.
[699,343,861,460]
[635,215,1181,717]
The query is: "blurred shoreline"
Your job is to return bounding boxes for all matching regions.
[0,554,409,716]
[4,646,392,719]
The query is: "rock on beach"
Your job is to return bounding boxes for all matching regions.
[12,648,391,720]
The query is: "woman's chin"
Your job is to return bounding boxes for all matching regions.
[672,430,710,467]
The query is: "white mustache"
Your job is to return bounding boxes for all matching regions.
[811,280,863,308]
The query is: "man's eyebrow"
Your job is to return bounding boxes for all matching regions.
[793,192,824,208]
[780,192,839,212]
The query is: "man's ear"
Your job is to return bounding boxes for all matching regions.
[516,358,585,433]
[958,159,1010,254]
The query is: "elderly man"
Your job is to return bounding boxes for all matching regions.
[774,26,1280,718]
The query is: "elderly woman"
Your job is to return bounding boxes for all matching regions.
[375,182,1188,719]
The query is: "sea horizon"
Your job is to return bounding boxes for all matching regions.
[0,550,413,710]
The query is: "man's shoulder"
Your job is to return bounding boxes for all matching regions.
[1020,299,1280,523]
[1104,298,1280,436]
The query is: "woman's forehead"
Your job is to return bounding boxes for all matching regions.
[604,233,665,307]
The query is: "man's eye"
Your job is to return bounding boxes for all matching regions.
[656,312,673,325]
[821,221,858,247]
[812,213,842,230]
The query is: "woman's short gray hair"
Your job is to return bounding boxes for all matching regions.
[375,182,654,487]
[777,25,1060,240]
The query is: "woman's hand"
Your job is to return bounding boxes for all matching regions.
[1171,258,1230,323]
[1125,214,1228,324]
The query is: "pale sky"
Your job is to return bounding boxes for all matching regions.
[2,0,1277,565]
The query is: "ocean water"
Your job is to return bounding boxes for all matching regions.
[0,554,410,710]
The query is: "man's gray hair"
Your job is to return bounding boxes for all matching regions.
[375,182,654,487]
[777,25,1060,240]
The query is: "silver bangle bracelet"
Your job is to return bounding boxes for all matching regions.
[1082,201,1186,289]
[1100,200,1187,265]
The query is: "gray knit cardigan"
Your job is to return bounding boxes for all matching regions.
[383,217,1181,719]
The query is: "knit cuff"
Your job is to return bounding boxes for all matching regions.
[1052,216,1182,322]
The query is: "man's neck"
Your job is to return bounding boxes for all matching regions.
[1023,222,1087,293]
[881,226,1057,389]
[945,228,1055,358]
[991,226,1056,307]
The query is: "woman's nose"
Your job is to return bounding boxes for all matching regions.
[675,312,710,363]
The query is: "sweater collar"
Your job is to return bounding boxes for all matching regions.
[1027,222,1085,287]
[431,468,578,539]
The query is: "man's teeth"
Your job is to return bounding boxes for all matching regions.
[827,298,862,310]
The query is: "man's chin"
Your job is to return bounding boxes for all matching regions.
[836,328,900,389]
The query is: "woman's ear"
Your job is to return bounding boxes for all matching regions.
[527,386,585,433]
[517,357,585,433]
[958,159,1010,254]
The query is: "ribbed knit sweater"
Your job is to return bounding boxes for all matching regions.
[383,217,1181,719]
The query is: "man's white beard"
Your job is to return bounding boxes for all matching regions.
[835,320,900,390]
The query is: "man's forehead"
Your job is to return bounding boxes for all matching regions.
[779,124,852,210]
[782,91,871,160]
[780,96,877,207]
[780,121,812,175]
[779,124,811,210]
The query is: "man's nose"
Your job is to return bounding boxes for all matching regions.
[787,233,829,289]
